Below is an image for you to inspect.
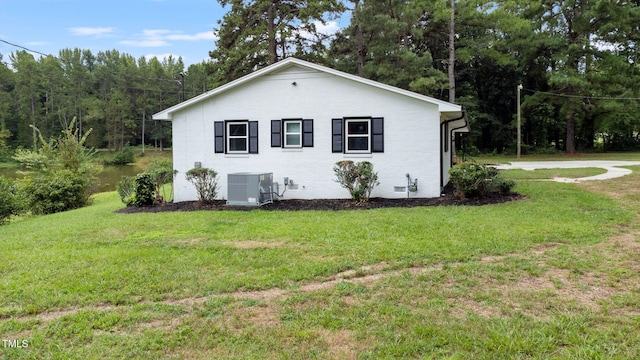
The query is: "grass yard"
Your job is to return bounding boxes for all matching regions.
[1,166,640,358]
[474,151,640,164]
[500,167,608,180]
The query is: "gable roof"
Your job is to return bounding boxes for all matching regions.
[153,57,467,127]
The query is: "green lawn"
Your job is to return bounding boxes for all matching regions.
[1,168,640,359]
[474,151,640,164]
[500,167,607,180]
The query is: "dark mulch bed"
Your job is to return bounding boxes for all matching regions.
[115,190,526,214]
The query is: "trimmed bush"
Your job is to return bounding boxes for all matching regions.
[185,167,219,204]
[130,173,155,207]
[333,160,379,203]
[0,176,22,224]
[448,161,515,198]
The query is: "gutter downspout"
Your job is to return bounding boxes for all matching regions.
[440,111,467,194]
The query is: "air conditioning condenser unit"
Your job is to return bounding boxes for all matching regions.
[226,172,274,206]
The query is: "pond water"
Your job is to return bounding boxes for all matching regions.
[0,165,144,193]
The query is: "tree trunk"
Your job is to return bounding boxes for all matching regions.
[30,95,36,150]
[142,108,146,154]
[267,3,277,64]
[448,0,456,103]
[566,85,576,154]
[357,24,365,77]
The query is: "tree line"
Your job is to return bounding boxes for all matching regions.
[0,49,209,158]
[211,0,640,154]
[2,0,640,158]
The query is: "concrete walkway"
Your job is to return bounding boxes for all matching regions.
[494,160,640,183]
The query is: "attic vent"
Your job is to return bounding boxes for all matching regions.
[227,173,274,206]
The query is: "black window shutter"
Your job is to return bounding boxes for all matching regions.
[271,120,282,147]
[214,121,224,153]
[331,118,343,153]
[302,119,313,147]
[372,117,384,153]
[248,121,259,154]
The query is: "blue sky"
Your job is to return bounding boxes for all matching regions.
[0,0,346,67]
[0,0,225,66]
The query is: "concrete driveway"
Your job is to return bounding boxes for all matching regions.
[494,160,640,183]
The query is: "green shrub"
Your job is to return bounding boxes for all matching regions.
[117,161,175,207]
[102,147,135,165]
[20,169,93,215]
[131,173,155,207]
[116,176,135,206]
[0,129,12,162]
[333,160,379,203]
[12,147,50,170]
[448,161,515,198]
[146,160,175,203]
[0,176,22,224]
[12,118,100,215]
[185,168,219,204]
[493,176,517,194]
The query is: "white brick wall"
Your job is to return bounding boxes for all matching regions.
[171,66,444,202]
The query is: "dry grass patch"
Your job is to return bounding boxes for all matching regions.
[173,237,206,245]
[448,297,502,319]
[223,240,286,249]
[316,328,368,360]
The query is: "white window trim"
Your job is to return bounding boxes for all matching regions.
[345,118,371,154]
[283,120,302,148]
[226,121,248,154]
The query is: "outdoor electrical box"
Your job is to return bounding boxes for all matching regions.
[227,172,274,206]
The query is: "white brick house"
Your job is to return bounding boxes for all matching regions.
[153,57,468,203]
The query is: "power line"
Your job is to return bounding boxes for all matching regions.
[0,38,55,58]
[523,88,640,101]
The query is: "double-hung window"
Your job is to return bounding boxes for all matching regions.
[227,121,248,153]
[284,120,302,147]
[271,119,314,148]
[214,120,259,154]
[332,117,384,154]
[345,119,371,153]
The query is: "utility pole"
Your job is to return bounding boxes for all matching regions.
[517,84,523,159]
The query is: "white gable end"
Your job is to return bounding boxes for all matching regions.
[154,58,467,202]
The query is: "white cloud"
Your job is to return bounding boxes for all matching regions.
[314,20,340,36]
[69,27,116,37]
[25,41,50,47]
[120,39,171,47]
[295,20,341,41]
[167,31,216,41]
[119,29,216,48]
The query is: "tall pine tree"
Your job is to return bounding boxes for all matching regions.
[210,0,345,83]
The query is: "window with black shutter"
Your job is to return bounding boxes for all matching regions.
[214,121,224,153]
[271,120,282,147]
[302,119,314,147]
[372,117,384,152]
[332,118,343,153]
[271,119,314,148]
[248,121,258,154]
[333,117,384,154]
[215,120,258,154]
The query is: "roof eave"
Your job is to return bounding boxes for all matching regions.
[152,57,465,121]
